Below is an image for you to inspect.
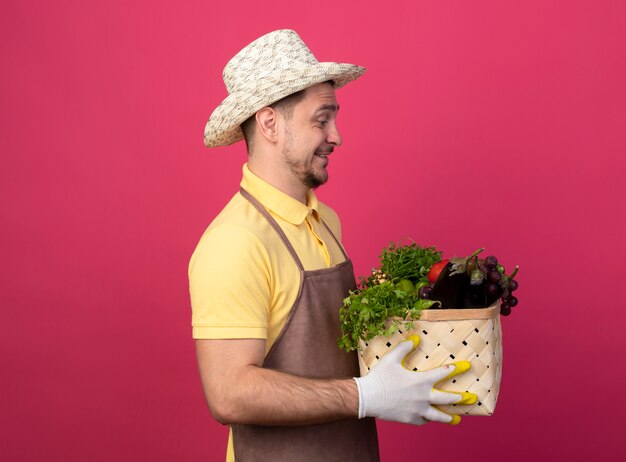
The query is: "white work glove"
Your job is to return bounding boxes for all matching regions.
[354,337,477,426]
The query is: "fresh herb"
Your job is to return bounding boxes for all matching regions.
[360,241,442,289]
[337,282,439,352]
[338,241,442,352]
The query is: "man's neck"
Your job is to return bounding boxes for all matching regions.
[247,160,309,205]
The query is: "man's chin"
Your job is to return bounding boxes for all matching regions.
[302,171,327,189]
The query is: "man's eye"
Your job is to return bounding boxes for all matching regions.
[318,120,328,126]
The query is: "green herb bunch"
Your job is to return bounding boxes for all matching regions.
[338,242,442,352]
[380,242,442,286]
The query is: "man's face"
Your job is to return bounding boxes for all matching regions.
[279,83,342,189]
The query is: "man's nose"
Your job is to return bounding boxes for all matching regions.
[327,122,342,146]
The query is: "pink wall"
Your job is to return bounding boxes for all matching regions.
[2,1,625,460]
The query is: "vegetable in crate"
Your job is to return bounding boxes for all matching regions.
[444,248,520,315]
[338,242,520,351]
[338,242,442,352]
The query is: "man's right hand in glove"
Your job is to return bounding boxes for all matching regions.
[353,336,477,426]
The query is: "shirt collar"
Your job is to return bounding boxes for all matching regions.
[240,164,320,225]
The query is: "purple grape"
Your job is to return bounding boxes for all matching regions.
[500,305,512,316]
[486,283,500,298]
[509,279,519,291]
[485,255,498,268]
[509,296,518,307]
[488,270,501,283]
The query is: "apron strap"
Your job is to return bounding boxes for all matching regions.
[319,220,349,261]
[240,188,305,272]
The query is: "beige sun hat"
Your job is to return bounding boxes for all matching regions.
[203,29,366,148]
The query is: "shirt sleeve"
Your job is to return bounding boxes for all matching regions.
[189,223,272,340]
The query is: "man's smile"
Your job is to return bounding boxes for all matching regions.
[314,148,333,159]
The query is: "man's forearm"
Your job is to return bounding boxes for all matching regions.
[211,365,359,426]
[196,338,359,426]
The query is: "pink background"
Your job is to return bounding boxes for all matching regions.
[2,1,625,460]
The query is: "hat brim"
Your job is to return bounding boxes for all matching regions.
[203,62,366,148]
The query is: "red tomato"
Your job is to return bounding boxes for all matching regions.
[427,259,449,284]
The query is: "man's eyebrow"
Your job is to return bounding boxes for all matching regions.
[314,104,340,114]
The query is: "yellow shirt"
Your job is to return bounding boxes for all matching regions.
[189,164,348,461]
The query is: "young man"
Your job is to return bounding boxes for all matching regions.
[190,29,475,462]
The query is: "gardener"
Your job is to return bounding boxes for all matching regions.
[189,29,476,462]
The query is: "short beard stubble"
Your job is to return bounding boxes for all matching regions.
[281,126,327,190]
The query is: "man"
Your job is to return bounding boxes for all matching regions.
[190,30,476,462]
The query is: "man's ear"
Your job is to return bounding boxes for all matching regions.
[256,107,280,143]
